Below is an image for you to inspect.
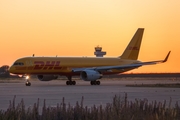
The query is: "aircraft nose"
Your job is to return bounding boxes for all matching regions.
[8,66,13,73]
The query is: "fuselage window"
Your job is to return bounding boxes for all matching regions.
[13,63,18,65]
[13,62,24,66]
[20,63,24,65]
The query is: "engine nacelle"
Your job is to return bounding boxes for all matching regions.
[37,75,58,81]
[80,70,102,81]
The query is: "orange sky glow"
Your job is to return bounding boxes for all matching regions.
[0,0,180,73]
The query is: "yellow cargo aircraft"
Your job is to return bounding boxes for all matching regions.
[9,28,170,86]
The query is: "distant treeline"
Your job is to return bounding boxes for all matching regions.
[0,65,10,77]
[0,65,20,78]
[111,73,180,78]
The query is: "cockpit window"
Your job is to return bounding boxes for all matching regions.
[13,62,24,66]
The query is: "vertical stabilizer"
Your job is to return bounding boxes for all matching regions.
[120,28,144,60]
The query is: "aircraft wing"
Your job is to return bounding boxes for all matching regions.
[139,51,171,65]
[72,51,171,73]
[72,64,142,72]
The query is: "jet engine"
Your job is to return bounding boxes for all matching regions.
[80,70,102,81]
[37,75,58,81]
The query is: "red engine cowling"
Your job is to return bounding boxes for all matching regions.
[37,75,58,81]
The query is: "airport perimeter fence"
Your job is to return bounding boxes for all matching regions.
[0,94,180,120]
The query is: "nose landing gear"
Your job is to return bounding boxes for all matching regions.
[25,81,31,86]
[25,76,31,86]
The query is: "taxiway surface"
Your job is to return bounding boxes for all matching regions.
[0,78,180,110]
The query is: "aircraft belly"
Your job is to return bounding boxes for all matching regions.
[13,66,71,74]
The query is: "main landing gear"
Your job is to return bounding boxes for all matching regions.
[90,81,100,85]
[66,76,76,85]
[25,76,31,86]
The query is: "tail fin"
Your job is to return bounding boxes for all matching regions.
[120,28,144,60]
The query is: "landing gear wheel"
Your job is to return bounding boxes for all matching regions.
[66,81,76,85]
[25,76,31,86]
[90,81,94,85]
[66,81,70,85]
[25,82,31,86]
[72,81,76,85]
[90,81,100,85]
[97,81,100,85]
[66,76,76,85]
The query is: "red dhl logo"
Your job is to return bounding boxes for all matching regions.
[15,61,62,70]
[34,61,62,70]
[128,47,139,50]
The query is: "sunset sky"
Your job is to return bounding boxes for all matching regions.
[0,0,180,73]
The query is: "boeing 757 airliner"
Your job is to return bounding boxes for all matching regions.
[9,28,170,86]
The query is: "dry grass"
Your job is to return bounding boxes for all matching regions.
[126,83,180,88]
[0,94,179,120]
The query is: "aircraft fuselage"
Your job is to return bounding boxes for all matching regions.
[9,57,139,75]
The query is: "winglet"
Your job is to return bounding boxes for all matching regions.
[162,51,171,63]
